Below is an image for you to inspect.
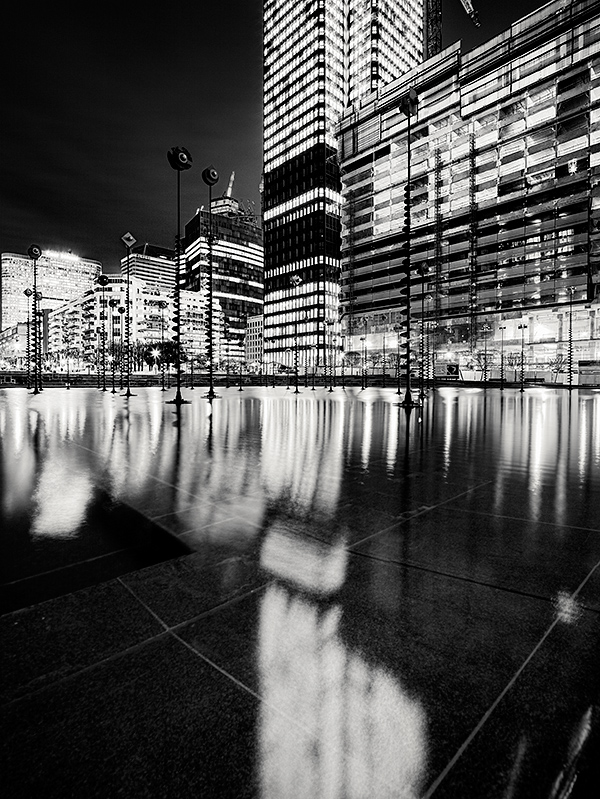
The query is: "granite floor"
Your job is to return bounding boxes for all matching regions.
[2,385,600,798]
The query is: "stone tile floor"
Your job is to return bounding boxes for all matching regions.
[2,386,600,797]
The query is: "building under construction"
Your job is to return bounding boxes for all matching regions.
[338,0,600,380]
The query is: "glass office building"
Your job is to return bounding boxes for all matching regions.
[1,250,101,334]
[263,0,423,368]
[337,0,600,379]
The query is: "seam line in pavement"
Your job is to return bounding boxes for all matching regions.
[423,554,600,798]
[349,480,493,550]
[119,578,315,736]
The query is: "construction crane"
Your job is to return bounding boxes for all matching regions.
[425,0,480,60]
[224,171,235,198]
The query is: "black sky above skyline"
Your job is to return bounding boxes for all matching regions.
[2,0,549,272]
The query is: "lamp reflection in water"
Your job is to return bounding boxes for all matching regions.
[258,521,427,798]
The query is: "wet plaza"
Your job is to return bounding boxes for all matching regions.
[2,384,600,797]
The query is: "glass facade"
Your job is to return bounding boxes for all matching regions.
[183,209,263,359]
[1,251,101,333]
[338,0,600,376]
[263,0,423,367]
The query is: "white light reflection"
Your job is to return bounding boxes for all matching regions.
[32,459,92,538]
[553,590,582,625]
[258,583,427,799]
[261,521,348,596]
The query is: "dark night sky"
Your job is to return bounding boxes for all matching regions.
[2,1,549,272]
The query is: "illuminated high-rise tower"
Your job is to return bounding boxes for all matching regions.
[263,0,423,367]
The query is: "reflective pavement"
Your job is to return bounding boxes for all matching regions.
[2,385,600,797]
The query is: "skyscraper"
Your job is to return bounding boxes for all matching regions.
[262,0,423,368]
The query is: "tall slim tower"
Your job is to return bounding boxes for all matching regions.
[262,0,423,368]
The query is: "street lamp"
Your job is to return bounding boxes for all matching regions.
[290,275,303,394]
[109,297,118,392]
[325,319,334,392]
[567,286,575,390]
[481,322,491,384]
[202,164,220,401]
[360,335,367,390]
[97,275,109,391]
[166,146,193,406]
[399,88,419,409]
[23,288,33,390]
[518,322,528,392]
[117,306,126,389]
[499,323,507,391]
[393,324,402,395]
[120,232,136,397]
[27,245,43,394]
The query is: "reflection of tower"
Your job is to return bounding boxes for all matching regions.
[258,523,427,798]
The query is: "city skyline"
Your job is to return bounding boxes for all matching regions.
[3,1,547,271]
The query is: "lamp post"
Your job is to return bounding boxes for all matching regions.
[325,319,334,392]
[567,286,575,390]
[393,324,402,395]
[109,298,118,392]
[157,300,167,391]
[360,335,367,390]
[97,275,109,391]
[166,146,193,406]
[311,345,317,390]
[117,306,125,389]
[481,322,491,384]
[290,275,303,394]
[202,165,220,401]
[120,232,136,397]
[399,89,418,409]
[27,245,43,394]
[499,323,506,391]
[23,288,33,389]
[518,322,528,392]
[382,326,387,389]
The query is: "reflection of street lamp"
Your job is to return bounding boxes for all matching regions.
[518,322,528,392]
[120,232,136,398]
[567,286,575,390]
[499,323,507,391]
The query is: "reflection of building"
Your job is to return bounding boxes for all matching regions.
[1,250,101,333]
[262,1,424,367]
[120,244,175,295]
[338,0,600,372]
[183,202,263,361]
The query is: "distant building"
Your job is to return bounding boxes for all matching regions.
[0,250,101,333]
[120,244,176,295]
[46,275,224,371]
[183,200,263,360]
[245,315,264,368]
